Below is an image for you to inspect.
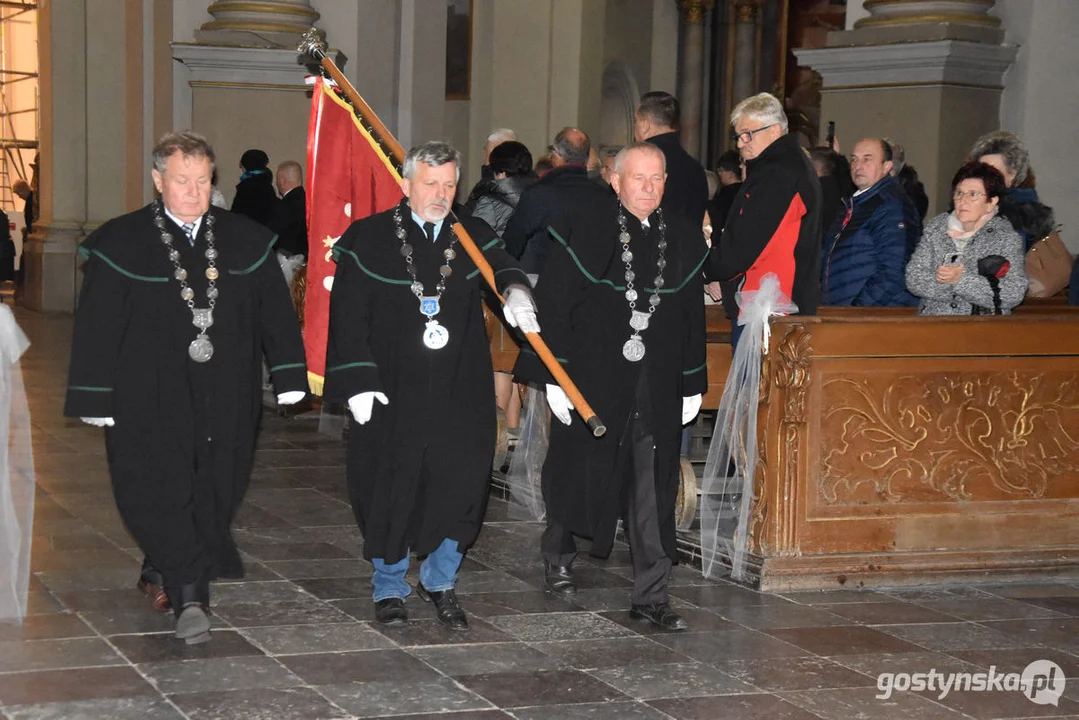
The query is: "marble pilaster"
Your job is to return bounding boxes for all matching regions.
[677,0,713,158]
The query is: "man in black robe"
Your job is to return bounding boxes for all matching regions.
[64,131,308,644]
[634,91,709,229]
[324,141,537,631]
[514,142,708,631]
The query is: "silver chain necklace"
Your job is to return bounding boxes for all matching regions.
[153,203,219,362]
[394,205,459,350]
[619,206,667,362]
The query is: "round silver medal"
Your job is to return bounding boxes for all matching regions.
[622,335,646,362]
[423,320,450,350]
[189,333,214,362]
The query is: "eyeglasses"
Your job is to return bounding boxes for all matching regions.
[733,124,776,145]
[952,190,986,202]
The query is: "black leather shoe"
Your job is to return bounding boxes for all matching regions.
[416,584,469,631]
[374,597,408,626]
[630,602,688,631]
[543,561,577,598]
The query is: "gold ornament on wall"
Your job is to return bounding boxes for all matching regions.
[678,0,716,25]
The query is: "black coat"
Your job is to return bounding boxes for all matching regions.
[464,175,535,237]
[503,165,613,275]
[268,186,307,257]
[710,182,741,232]
[231,171,279,228]
[647,131,709,228]
[63,203,308,581]
[514,202,708,560]
[323,201,530,563]
[710,133,822,319]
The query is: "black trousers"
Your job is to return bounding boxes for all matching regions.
[541,408,673,605]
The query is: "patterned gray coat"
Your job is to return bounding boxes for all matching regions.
[905,212,1027,315]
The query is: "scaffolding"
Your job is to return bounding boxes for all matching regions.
[0,0,37,215]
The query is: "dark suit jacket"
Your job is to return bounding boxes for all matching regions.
[646,131,708,228]
[269,186,307,257]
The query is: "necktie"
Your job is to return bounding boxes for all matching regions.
[181,222,196,246]
[423,222,436,243]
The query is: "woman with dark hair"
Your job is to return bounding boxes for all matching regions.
[906,162,1027,315]
[231,149,279,227]
[464,140,535,236]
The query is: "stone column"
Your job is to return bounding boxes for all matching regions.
[732,0,759,105]
[677,0,713,158]
[23,0,87,312]
[196,0,320,48]
[794,0,1014,216]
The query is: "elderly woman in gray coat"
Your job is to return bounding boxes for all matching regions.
[906,162,1027,315]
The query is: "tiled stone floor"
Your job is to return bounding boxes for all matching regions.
[5,305,1079,719]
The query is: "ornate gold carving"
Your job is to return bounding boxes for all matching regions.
[679,0,716,25]
[734,0,759,23]
[771,325,812,423]
[820,372,1079,506]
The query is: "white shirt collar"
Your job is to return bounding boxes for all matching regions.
[163,207,203,237]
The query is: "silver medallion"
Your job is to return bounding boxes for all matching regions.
[189,333,214,363]
[423,320,450,350]
[622,334,646,362]
[192,308,214,331]
[629,310,651,332]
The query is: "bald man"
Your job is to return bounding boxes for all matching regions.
[269,161,307,258]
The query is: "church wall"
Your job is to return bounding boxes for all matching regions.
[995,0,1079,251]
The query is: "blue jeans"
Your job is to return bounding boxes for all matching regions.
[371,538,462,601]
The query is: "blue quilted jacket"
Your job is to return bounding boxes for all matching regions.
[821,176,920,307]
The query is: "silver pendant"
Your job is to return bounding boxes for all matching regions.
[192,308,214,331]
[423,320,450,350]
[622,334,646,362]
[629,310,651,332]
[419,296,440,317]
[189,333,214,363]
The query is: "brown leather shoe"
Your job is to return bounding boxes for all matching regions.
[137,578,171,613]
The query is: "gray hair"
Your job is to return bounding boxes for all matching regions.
[968,130,1030,187]
[152,131,215,172]
[276,160,303,184]
[486,128,517,146]
[882,138,905,175]
[402,141,462,182]
[613,142,667,174]
[552,127,590,166]
[730,92,788,132]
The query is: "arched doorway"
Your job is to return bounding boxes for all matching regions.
[598,59,640,148]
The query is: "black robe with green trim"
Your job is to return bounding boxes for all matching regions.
[323,200,530,564]
[63,202,307,587]
[514,201,708,560]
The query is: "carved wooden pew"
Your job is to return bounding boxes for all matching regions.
[740,310,1079,591]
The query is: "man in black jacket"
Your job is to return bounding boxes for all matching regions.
[710,93,822,348]
[268,160,307,258]
[503,127,613,280]
[634,91,708,229]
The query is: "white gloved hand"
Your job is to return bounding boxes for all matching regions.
[80,417,115,427]
[545,384,572,426]
[681,394,703,425]
[347,391,389,425]
[503,285,540,335]
[277,391,306,406]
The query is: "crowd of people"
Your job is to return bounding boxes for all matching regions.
[61,87,1073,644]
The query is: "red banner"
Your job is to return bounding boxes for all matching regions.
[304,78,403,395]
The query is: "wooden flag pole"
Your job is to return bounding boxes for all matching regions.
[299,30,606,437]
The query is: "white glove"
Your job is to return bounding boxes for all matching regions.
[80,417,115,427]
[545,384,572,426]
[347,391,389,425]
[682,394,702,425]
[277,391,306,406]
[503,285,540,335]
